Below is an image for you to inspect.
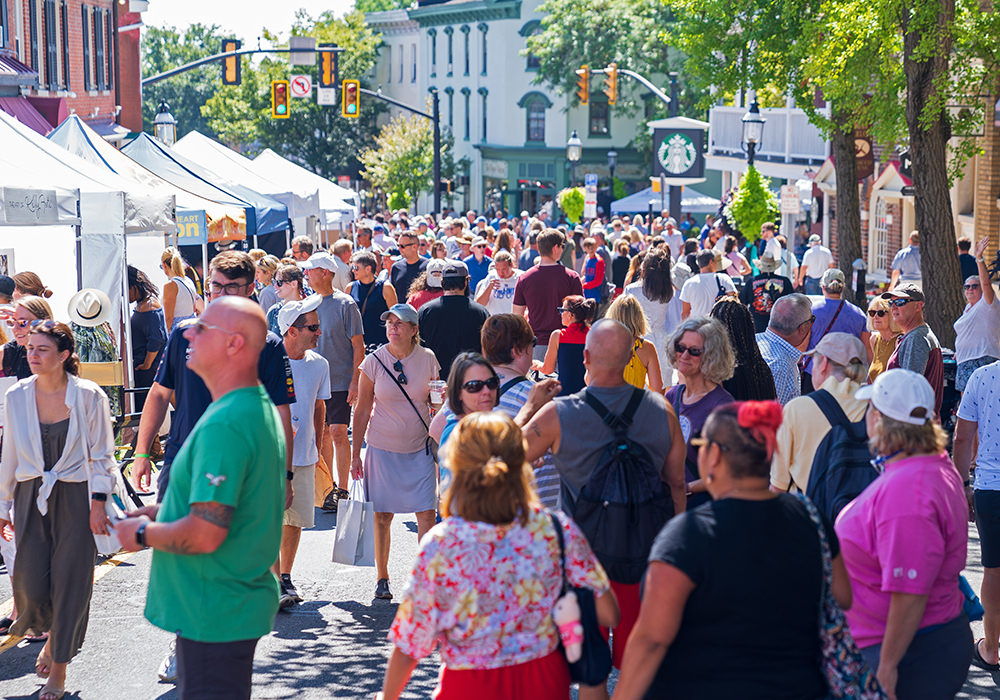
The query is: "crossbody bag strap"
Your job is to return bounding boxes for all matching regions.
[547,510,569,596]
[819,300,845,340]
[354,281,377,319]
[499,375,529,398]
[371,353,429,433]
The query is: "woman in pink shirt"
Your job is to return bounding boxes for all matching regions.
[836,369,971,700]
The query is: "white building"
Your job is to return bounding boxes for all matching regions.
[366,0,650,215]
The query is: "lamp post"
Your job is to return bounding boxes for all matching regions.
[740,97,765,166]
[153,100,177,146]
[607,149,618,196]
[566,129,582,186]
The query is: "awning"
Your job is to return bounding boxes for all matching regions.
[0,52,38,88]
[0,97,52,136]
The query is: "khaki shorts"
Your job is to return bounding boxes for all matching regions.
[284,464,316,529]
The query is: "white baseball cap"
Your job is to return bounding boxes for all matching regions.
[855,368,935,426]
[297,252,339,272]
[277,294,323,335]
[425,258,448,289]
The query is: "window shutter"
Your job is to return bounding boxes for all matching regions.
[82,6,91,90]
[93,7,105,89]
[28,0,39,80]
[104,9,113,90]
[44,0,58,90]
[60,1,69,89]
[0,0,8,49]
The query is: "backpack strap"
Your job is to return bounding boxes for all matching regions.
[809,389,851,431]
[499,375,529,398]
[583,387,645,434]
[547,510,569,596]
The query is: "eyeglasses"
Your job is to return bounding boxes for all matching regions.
[292,323,320,333]
[867,309,887,318]
[462,376,499,393]
[889,298,914,308]
[399,242,416,249]
[209,281,251,296]
[191,320,237,336]
[964,283,981,290]
[393,359,407,385]
[691,436,729,451]
[799,314,816,327]
[674,342,704,357]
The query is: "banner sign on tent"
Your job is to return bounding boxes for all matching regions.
[3,188,63,225]
[176,210,208,245]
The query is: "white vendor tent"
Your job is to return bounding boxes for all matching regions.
[250,148,359,228]
[610,185,721,215]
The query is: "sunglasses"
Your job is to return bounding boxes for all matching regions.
[393,359,407,385]
[274,278,294,287]
[867,309,887,318]
[674,342,704,357]
[29,319,58,331]
[889,298,914,308]
[293,323,320,332]
[964,283,981,290]
[192,320,237,336]
[462,376,500,393]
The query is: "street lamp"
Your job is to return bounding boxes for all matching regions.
[741,97,765,166]
[154,100,177,146]
[566,129,582,186]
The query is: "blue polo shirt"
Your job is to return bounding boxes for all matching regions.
[463,253,493,292]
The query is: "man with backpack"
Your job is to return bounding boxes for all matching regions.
[679,250,737,319]
[770,333,871,517]
[518,319,686,694]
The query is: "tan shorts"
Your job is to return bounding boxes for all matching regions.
[284,464,316,529]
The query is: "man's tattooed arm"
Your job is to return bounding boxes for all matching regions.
[191,502,235,529]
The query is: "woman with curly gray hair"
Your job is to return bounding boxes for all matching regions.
[664,317,736,507]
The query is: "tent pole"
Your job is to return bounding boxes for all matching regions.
[121,245,135,413]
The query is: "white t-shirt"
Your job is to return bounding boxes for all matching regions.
[475,269,522,315]
[665,232,685,260]
[954,295,1000,364]
[762,236,782,262]
[801,245,834,279]
[679,272,736,318]
[957,361,1000,489]
[288,350,332,467]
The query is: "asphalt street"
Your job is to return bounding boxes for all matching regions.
[0,509,999,699]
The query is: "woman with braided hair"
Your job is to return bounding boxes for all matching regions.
[710,298,777,402]
[613,401,852,700]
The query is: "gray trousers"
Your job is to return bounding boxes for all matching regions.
[11,478,96,663]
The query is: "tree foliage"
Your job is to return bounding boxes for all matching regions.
[557,187,586,224]
[141,24,228,138]
[724,166,779,243]
[354,0,414,13]
[360,113,434,205]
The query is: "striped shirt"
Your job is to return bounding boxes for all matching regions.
[756,329,803,405]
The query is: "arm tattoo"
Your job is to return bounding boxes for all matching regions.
[158,538,198,555]
[530,423,542,437]
[191,502,234,529]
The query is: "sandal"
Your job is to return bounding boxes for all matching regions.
[25,631,49,643]
[35,649,52,679]
[39,684,65,700]
[972,638,1000,672]
[0,615,12,635]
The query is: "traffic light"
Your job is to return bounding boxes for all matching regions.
[603,62,618,105]
[341,79,360,118]
[271,80,290,118]
[575,65,589,105]
[319,44,338,89]
[222,39,241,86]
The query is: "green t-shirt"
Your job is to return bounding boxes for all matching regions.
[144,384,286,643]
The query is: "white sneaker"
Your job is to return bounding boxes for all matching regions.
[157,641,178,683]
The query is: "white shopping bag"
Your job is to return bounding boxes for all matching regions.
[332,480,375,567]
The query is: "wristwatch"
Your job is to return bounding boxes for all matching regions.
[136,522,148,548]
[91,493,107,502]
[286,470,294,482]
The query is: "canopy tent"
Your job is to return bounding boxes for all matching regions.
[122,133,290,251]
[251,149,359,226]
[174,131,322,227]
[49,115,246,243]
[610,185,721,215]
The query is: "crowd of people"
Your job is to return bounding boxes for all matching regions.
[0,203,995,700]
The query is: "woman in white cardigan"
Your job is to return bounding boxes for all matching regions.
[0,320,116,700]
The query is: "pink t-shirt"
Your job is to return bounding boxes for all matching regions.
[834,452,967,648]
[360,344,440,453]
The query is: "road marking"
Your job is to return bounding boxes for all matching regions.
[0,550,137,654]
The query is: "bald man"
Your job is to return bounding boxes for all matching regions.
[519,319,686,685]
[118,297,287,699]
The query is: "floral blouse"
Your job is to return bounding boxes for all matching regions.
[389,506,610,670]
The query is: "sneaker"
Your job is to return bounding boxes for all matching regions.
[374,578,392,600]
[157,641,178,683]
[321,491,339,513]
[278,575,302,610]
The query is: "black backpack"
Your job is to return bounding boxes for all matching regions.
[572,388,674,584]
[804,389,878,522]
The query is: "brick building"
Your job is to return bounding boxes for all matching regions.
[0,0,145,138]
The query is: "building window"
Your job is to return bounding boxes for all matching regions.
[461,87,470,141]
[445,27,453,76]
[461,25,470,76]
[871,197,889,274]
[81,6,92,90]
[28,0,38,75]
[0,0,8,49]
[478,87,487,142]
[93,6,105,89]
[444,87,454,129]
[519,20,542,71]
[478,23,488,76]
[589,100,610,136]
[386,45,391,83]
[411,43,416,83]
[398,44,403,82]
[526,101,545,142]
[59,1,69,89]
[43,0,58,90]
[429,29,437,77]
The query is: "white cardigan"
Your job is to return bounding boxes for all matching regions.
[0,375,116,516]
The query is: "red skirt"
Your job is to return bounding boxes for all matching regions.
[435,650,571,700]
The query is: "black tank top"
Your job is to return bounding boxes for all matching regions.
[351,280,389,347]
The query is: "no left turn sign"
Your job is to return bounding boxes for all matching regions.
[290,75,312,99]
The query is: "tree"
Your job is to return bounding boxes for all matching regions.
[354,0,414,13]
[360,113,434,206]
[557,187,585,224]
[141,24,229,138]
[724,166,779,242]
[201,10,385,179]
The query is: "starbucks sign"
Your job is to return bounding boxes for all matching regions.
[653,128,705,179]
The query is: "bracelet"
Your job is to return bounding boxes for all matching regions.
[136,522,148,548]
[286,470,294,481]
[977,257,985,263]
[134,453,152,460]
[91,493,107,502]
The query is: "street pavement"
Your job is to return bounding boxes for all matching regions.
[0,510,999,698]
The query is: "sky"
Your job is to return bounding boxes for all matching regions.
[143,0,356,45]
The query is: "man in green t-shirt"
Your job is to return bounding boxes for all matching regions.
[118,297,285,698]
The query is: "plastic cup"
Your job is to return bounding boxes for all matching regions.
[429,380,447,405]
